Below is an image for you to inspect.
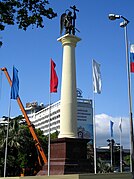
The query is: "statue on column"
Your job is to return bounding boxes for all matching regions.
[60,5,80,36]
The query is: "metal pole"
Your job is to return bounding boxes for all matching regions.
[120,125,123,173]
[93,94,97,174]
[48,96,51,176]
[48,87,51,176]
[110,140,113,168]
[92,59,97,174]
[4,99,11,177]
[124,25,134,175]
[108,13,133,175]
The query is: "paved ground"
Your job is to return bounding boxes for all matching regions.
[0,173,132,179]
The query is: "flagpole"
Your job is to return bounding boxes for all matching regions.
[48,92,51,176]
[48,59,51,176]
[92,59,102,174]
[121,21,134,174]
[93,93,97,174]
[48,58,58,175]
[4,98,11,177]
[110,121,114,168]
[129,47,134,175]
[92,59,97,174]
[110,139,113,168]
[120,118,123,173]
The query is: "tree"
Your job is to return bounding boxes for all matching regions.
[0,116,48,176]
[0,117,20,176]
[50,130,59,139]
[0,0,57,46]
[97,158,112,173]
[124,155,130,166]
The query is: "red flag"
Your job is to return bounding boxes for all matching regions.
[50,59,58,93]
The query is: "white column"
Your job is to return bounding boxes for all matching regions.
[57,34,81,138]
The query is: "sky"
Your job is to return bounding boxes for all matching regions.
[0,0,134,149]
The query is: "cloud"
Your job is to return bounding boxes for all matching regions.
[95,114,130,149]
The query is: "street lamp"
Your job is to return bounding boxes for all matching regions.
[108,13,134,176]
[109,14,130,28]
[107,139,115,168]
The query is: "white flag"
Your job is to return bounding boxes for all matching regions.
[119,118,122,133]
[92,59,102,94]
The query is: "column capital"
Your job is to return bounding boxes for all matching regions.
[57,34,81,47]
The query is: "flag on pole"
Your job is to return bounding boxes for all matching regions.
[92,59,102,94]
[119,118,122,133]
[11,66,19,99]
[50,59,58,93]
[130,44,134,73]
[110,120,114,138]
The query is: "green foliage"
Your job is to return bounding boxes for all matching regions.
[0,0,57,31]
[0,0,57,46]
[44,130,59,142]
[0,116,48,176]
[124,155,130,166]
[50,130,59,140]
[97,158,113,173]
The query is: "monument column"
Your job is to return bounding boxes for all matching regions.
[37,7,93,176]
[57,34,81,138]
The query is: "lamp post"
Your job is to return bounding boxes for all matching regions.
[107,139,115,168]
[108,14,134,175]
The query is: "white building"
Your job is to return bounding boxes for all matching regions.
[25,91,93,140]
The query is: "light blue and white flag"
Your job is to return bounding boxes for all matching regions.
[92,59,102,94]
[119,118,122,133]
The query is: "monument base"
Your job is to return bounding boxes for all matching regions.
[37,138,93,175]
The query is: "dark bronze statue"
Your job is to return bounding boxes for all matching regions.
[60,5,79,36]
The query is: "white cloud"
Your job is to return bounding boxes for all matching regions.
[95,114,130,149]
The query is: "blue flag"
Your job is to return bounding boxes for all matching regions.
[110,120,114,138]
[11,66,19,99]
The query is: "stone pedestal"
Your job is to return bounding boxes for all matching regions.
[38,138,93,175]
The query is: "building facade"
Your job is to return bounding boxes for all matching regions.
[25,91,93,140]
